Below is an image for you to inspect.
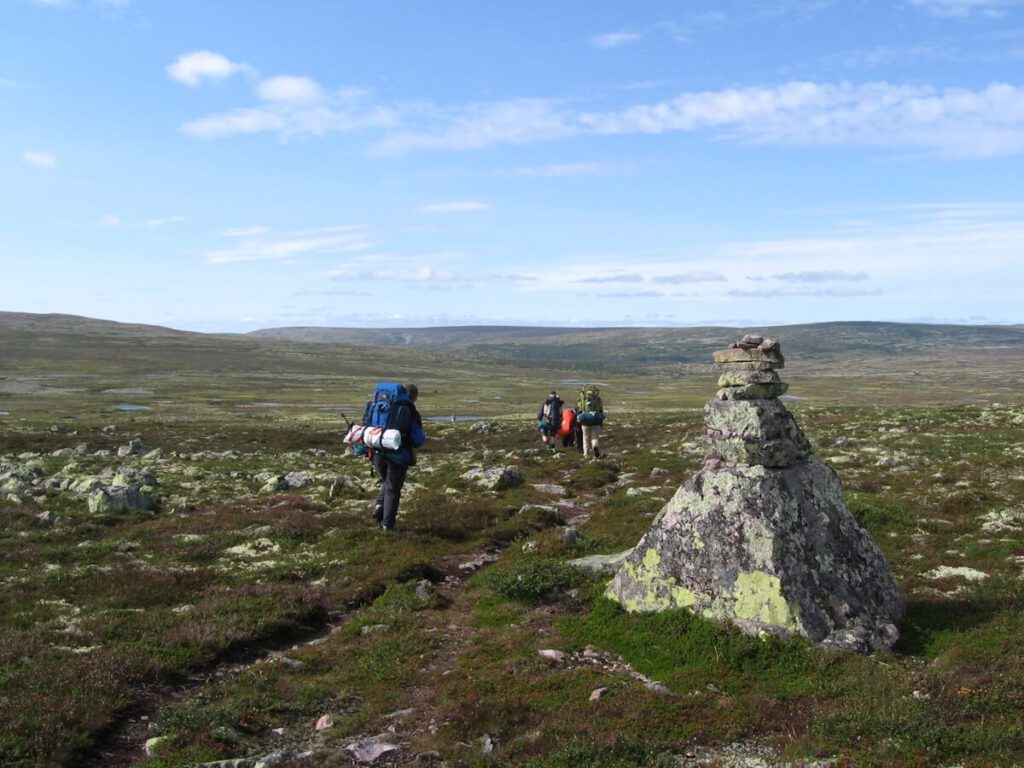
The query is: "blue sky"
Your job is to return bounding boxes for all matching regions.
[3,0,1024,332]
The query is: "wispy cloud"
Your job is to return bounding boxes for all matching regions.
[573,273,645,284]
[415,201,490,213]
[371,98,575,155]
[22,150,56,169]
[511,162,614,177]
[256,75,323,103]
[181,85,397,139]
[728,286,884,298]
[167,51,254,87]
[99,214,122,228]
[653,271,727,283]
[907,0,1023,17]
[205,226,374,265]
[381,81,1024,159]
[590,31,642,49]
[751,270,870,282]
[142,216,184,230]
[218,226,271,238]
[590,290,665,298]
[326,261,534,284]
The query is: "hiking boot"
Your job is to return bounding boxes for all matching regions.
[593,447,601,459]
[373,504,384,524]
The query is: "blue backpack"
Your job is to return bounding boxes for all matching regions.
[361,382,413,434]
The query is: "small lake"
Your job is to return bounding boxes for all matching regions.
[425,415,486,422]
[561,379,606,386]
[0,411,9,417]
[779,395,805,401]
[114,404,151,411]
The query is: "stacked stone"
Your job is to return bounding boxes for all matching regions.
[704,334,811,470]
[605,331,905,653]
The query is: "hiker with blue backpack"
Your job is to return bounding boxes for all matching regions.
[344,382,425,531]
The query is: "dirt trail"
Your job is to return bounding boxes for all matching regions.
[86,460,598,767]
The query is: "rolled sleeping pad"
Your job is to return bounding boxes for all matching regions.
[362,427,403,450]
[343,424,366,444]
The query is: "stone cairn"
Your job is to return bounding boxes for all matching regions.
[605,334,905,652]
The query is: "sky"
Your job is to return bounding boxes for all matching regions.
[3,0,1024,332]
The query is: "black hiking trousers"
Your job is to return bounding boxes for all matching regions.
[373,453,409,530]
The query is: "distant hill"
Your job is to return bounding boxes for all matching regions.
[3,312,1023,376]
[249,321,1024,370]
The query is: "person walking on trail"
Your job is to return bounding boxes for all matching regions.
[557,405,579,451]
[372,383,426,531]
[576,385,605,459]
[537,390,563,450]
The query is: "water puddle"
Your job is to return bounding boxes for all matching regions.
[114,404,151,411]
[425,415,486,422]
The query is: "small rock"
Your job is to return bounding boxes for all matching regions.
[538,649,566,662]
[315,714,334,731]
[144,735,169,756]
[478,734,494,754]
[589,687,608,701]
[346,735,399,763]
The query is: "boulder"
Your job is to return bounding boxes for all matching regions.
[606,335,904,653]
[461,466,524,491]
[87,486,155,514]
[606,458,904,652]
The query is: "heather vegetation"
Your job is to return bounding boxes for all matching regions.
[2,314,1024,767]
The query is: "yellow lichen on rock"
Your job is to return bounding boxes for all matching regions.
[732,571,800,630]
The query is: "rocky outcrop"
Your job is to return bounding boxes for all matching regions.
[606,334,904,653]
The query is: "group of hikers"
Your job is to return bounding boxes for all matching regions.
[345,381,606,532]
[536,386,604,458]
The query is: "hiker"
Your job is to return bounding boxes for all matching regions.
[537,390,563,450]
[576,385,605,459]
[371,383,426,531]
[557,405,579,450]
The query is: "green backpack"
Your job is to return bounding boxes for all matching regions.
[577,386,605,425]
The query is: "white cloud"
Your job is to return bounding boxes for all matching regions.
[167,51,253,87]
[511,162,612,177]
[415,201,490,213]
[907,0,1023,17]
[591,31,642,49]
[579,81,1024,159]
[371,98,576,155]
[181,87,397,139]
[257,76,324,103]
[205,226,374,264]
[574,273,644,284]
[653,271,728,284]
[99,214,122,228]
[23,150,56,169]
[181,108,286,138]
[750,270,870,283]
[218,226,271,238]
[142,216,184,229]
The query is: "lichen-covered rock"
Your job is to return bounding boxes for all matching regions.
[704,399,811,468]
[87,485,156,514]
[461,465,524,491]
[606,457,904,652]
[715,382,789,400]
